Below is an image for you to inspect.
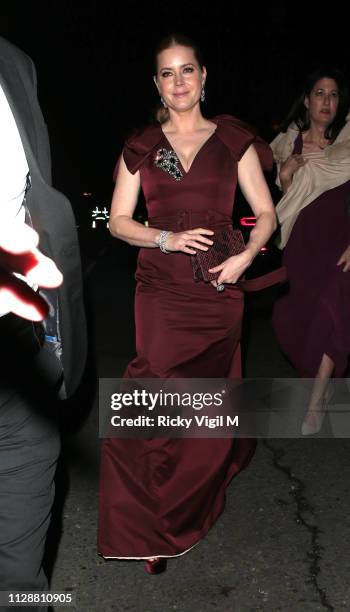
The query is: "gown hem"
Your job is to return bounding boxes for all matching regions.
[99,540,199,560]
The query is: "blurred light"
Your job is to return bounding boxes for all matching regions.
[91,206,109,229]
[240,216,256,227]
[82,192,92,196]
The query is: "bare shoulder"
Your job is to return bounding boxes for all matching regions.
[201,119,217,135]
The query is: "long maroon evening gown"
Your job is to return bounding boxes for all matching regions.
[272,133,350,377]
[98,115,272,559]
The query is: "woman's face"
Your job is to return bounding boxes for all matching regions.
[154,45,206,113]
[304,77,339,127]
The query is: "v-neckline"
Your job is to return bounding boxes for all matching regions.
[160,125,218,175]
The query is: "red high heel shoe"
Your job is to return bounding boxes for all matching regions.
[144,557,167,575]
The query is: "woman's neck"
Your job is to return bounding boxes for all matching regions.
[303,123,330,149]
[164,107,208,134]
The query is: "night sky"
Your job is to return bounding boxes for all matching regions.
[1,2,349,210]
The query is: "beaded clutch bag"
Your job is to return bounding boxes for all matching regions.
[191,226,245,282]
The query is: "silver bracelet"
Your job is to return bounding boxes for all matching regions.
[156,230,172,254]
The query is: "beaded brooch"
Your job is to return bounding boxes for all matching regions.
[154,148,183,181]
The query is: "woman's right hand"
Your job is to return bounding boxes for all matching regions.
[279,154,306,192]
[164,228,214,255]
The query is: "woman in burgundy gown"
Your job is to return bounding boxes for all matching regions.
[98,34,276,572]
[271,68,350,435]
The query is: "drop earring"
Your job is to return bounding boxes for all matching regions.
[161,96,167,108]
[200,87,205,103]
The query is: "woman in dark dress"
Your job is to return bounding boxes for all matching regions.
[98,34,276,572]
[271,68,350,435]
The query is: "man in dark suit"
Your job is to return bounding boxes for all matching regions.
[0,35,87,609]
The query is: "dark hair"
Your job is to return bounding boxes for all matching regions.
[281,67,349,140]
[153,33,205,124]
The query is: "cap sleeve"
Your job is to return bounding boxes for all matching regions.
[213,114,273,171]
[113,125,163,180]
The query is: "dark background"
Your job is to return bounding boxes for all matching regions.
[1,1,349,215]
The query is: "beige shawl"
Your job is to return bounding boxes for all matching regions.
[270,114,350,248]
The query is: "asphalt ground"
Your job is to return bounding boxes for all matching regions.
[48,239,350,612]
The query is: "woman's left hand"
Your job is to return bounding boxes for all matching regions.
[208,250,253,287]
[337,245,350,272]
